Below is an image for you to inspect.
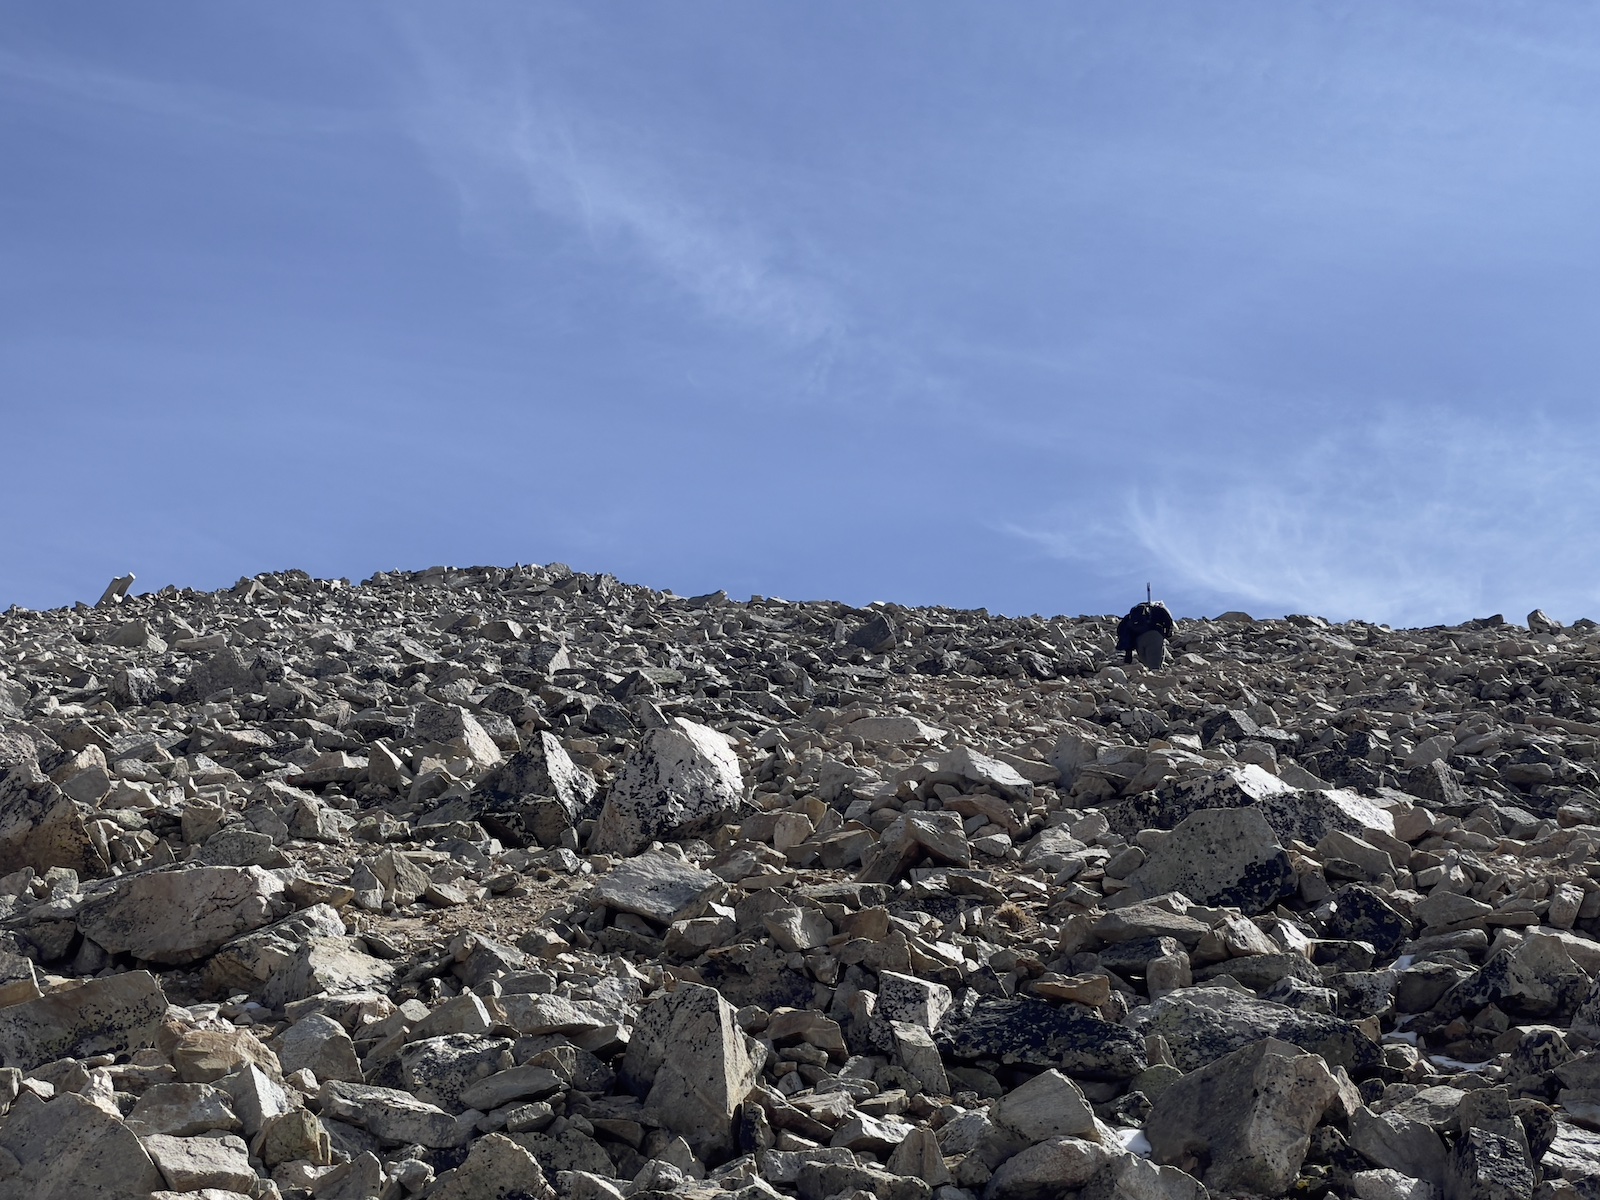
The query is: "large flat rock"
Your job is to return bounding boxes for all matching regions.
[0,1092,166,1198]
[0,970,167,1072]
[593,848,724,925]
[76,865,290,965]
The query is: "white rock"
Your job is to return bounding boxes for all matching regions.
[593,720,746,855]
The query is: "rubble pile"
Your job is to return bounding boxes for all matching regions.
[0,564,1599,1200]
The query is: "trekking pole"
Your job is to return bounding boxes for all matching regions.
[1146,583,1151,604]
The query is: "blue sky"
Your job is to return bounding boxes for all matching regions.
[4,3,1600,626]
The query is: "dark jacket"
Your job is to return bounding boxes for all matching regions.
[1116,602,1174,653]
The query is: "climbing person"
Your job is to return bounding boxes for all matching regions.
[1116,588,1175,670]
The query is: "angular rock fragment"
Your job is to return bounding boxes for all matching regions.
[318,1080,474,1148]
[75,865,289,964]
[593,719,746,855]
[276,1012,363,1083]
[1131,985,1383,1077]
[141,1131,257,1192]
[931,745,1035,802]
[0,772,107,877]
[400,1033,515,1112]
[1119,806,1294,914]
[0,1092,166,1198]
[425,1131,555,1200]
[1447,1127,1535,1200]
[983,1136,1114,1200]
[0,970,167,1071]
[619,981,763,1161]
[1080,1155,1208,1200]
[472,732,597,847]
[1349,1106,1449,1182]
[593,849,723,925]
[937,997,1147,1079]
[126,1082,242,1136]
[176,646,254,703]
[1103,763,1395,843]
[992,1068,1101,1143]
[1144,1036,1338,1194]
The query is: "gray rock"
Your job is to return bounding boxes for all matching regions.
[276,1012,363,1084]
[260,935,396,1008]
[1446,1127,1534,1200]
[472,732,598,848]
[1119,806,1294,915]
[458,1064,565,1111]
[110,665,161,707]
[930,746,1035,803]
[982,1136,1115,1200]
[1435,931,1589,1021]
[496,993,616,1037]
[619,981,764,1161]
[0,970,167,1071]
[126,1082,242,1136]
[1322,883,1409,958]
[425,1131,555,1200]
[218,1065,293,1137]
[0,772,107,878]
[857,810,972,882]
[849,610,900,653]
[760,1146,858,1185]
[1130,986,1383,1078]
[764,905,833,952]
[196,826,281,867]
[95,572,136,607]
[412,700,503,768]
[1102,764,1395,843]
[0,1091,166,1198]
[1351,1169,1438,1200]
[992,1068,1100,1143]
[318,1080,475,1148]
[878,970,955,1031]
[1529,609,1564,634]
[886,1126,953,1187]
[847,714,946,744]
[203,903,350,995]
[258,1107,333,1167]
[75,865,289,964]
[937,997,1147,1079]
[1144,1037,1338,1195]
[176,646,255,704]
[1080,1155,1209,1200]
[593,849,724,925]
[1350,1107,1449,1184]
[890,1021,951,1095]
[401,1033,515,1113]
[140,1132,257,1193]
[796,1159,930,1200]
[312,1150,385,1199]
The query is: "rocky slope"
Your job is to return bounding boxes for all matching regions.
[1,562,1599,1200]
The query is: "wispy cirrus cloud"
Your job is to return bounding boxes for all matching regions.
[1005,408,1600,627]
[399,24,844,349]
[0,47,371,138]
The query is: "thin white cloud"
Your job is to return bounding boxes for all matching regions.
[400,28,843,348]
[1006,409,1600,627]
[0,47,371,138]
